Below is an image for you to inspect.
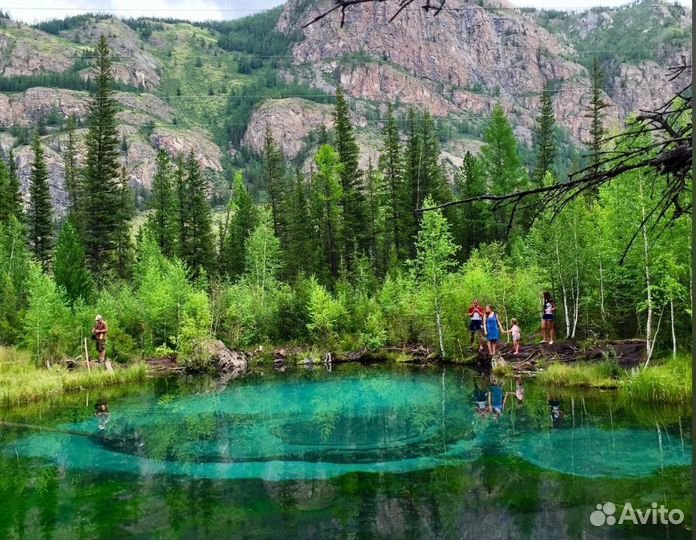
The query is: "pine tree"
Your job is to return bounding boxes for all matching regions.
[419,112,451,205]
[146,149,176,257]
[53,219,94,305]
[363,161,384,273]
[586,57,608,174]
[262,126,286,240]
[480,104,525,240]
[6,150,22,222]
[403,107,424,254]
[114,166,134,278]
[0,158,11,223]
[453,152,492,255]
[64,116,79,212]
[79,35,122,275]
[175,157,189,258]
[333,86,367,263]
[310,145,343,281]
[533,86,557,185]
[27,134,53,271]
[220,171,257,279]
[379,103,407,261]
[285,168,318,280]
[181,152,214,277]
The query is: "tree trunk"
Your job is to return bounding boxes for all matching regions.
[554,237,570,338]
[670,298,676,358]
[639,178,654,367]
[599,257,606,324]
[435,295,445,359]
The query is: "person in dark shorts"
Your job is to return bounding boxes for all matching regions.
[92,315,108,363]
[540,292,556,344]
[468,299,485,351]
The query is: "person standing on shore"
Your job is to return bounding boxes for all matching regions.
[468,299,485,351]
[92,315,108,363]
[483,305,504,356]
[540,292,556,344]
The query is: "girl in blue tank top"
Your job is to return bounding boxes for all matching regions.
[484,305,504,356]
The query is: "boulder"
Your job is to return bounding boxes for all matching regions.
[205,339,248,374]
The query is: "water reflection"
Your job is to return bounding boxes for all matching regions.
[0,365,691,539]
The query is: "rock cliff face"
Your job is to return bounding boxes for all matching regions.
[0,0,690,214]
[271,0,689,147]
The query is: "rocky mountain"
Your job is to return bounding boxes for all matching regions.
[0,0,690,213]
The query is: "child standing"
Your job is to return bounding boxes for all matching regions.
[505,318,522,355]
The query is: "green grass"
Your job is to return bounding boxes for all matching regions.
[0,347,147,406]
[621,355,692,404]
[537,360,622,389]
[537,354,692,404]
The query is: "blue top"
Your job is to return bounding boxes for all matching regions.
[486,312,500,340]
[490,384,504,410]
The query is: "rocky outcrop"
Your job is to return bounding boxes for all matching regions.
[0,20,77,76]
[151,127,223,172]
[60,18,161,89]
[205,339,248,375]
[277,0,688,147]
[242,98,336,158]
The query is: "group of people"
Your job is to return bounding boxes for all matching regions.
[467,292,557,356]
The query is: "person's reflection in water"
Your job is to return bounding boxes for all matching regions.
[472,377,489,419]
[95,400,111,430]
[548,395,563,427]
[488,378,506,420]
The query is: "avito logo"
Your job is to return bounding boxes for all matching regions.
[590,502,684,527]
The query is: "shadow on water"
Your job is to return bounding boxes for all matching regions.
[0,363,691,539]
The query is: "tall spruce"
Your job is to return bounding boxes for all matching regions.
[27,134,53,271]
[64,116,79,212]
[80,35,122,275]
[181,152,214,277]
[480,104,525,240]
[285,168,318,279]
[587,57,608,174]
[403,107,423,254]
[53,219,94,305]
[0,158,11,223]
[453,152,492,255]
[379,103,406,260]
[310,145,343,281]
[114,166,135,278]
[147,150,176,257]
[262,126,286,240]
[419,112,451,204]
[333,86,367,263]
[363,161,384,272]
[533,86,557,185]
[175,157,189,258]
[220,171,257,279]
[6,150,22,221]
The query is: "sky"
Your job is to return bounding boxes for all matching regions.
[7,0,691,23]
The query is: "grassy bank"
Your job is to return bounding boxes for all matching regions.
[0,347,147,407]
[537,354,692,403]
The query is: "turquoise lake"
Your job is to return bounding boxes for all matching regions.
[0,363,691,539]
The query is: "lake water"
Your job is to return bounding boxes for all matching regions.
[0,363,691,539]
